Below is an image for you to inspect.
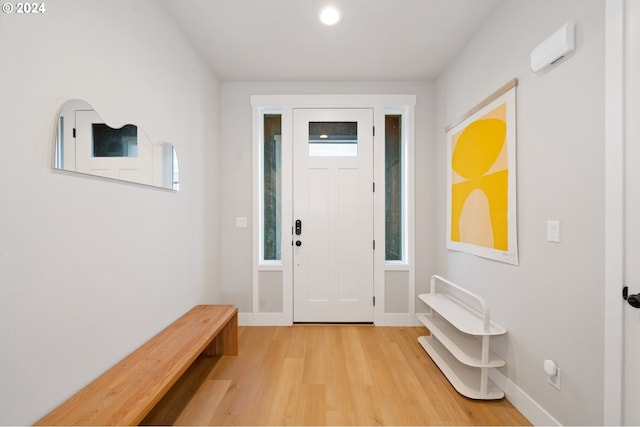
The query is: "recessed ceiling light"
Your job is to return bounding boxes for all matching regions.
[319,6,341,26]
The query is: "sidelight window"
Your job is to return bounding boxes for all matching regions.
[385,114,403,261]
[263,114,282,261]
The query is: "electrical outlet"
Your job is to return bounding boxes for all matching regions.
[548,367,561,390]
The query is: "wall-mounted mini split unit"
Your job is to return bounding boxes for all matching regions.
[530,22,575,72]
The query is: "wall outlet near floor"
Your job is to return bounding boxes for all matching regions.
[544,359,561,390]
[548,367,561,390]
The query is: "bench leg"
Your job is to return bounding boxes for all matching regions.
[203,312,238,356]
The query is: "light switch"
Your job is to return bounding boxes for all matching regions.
[236,217,248,228]
[547,220,560,243]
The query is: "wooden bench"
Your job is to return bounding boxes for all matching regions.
[35,304,238,426]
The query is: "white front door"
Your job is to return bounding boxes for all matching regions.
[292,108,374,322]
[624,1,640,423]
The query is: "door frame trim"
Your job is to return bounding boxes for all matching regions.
[251,95,416,326]
[604,0,624,424]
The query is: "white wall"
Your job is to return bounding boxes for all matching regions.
[220,81,435,314]
[434,0,604,424]
[0,1,221,424]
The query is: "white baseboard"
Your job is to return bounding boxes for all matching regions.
[240,312,418,326]
[489,368,561,426]
[238,312,253,326]
[375,312,416,326]
[238,312,292,326]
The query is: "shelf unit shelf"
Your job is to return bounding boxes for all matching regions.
[418,275,507,400]
[418,314,505,368]
[418,294,506,336]
[418,335,504,400]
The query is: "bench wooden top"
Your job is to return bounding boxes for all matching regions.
[35,304,238,426]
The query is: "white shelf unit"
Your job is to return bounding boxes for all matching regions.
[418,275,507,400]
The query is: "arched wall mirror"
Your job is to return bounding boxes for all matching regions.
[54,99,179,190]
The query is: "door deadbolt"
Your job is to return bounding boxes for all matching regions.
[295,219,302,235]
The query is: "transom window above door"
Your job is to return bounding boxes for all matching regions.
[308,121,358,157]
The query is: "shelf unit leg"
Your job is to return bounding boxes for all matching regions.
[480,336,490,396]
[480,368,488,396]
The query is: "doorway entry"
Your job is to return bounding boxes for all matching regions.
[292,108,374,322]
[251,94,416,327]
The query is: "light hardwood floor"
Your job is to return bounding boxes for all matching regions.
[143,325,531,426]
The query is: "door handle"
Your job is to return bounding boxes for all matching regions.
[623,286,640,309]
[295,240,302,247]
[295,219,302,235]
[628,295,640,309]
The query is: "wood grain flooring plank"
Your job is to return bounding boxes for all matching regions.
[340,326,375,386]
[174,380,231,426]
[265,357,305,425]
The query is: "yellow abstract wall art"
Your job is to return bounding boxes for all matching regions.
[446,80,518,265]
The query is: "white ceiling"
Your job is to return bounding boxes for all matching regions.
[161,0,503,82]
